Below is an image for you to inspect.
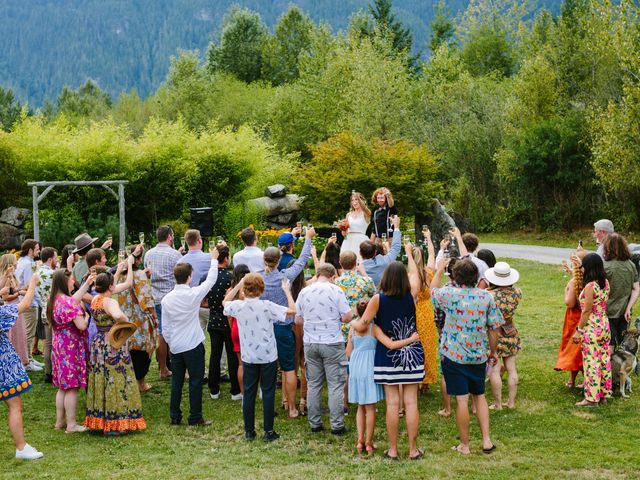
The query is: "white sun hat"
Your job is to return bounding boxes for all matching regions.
[485,261,520,286]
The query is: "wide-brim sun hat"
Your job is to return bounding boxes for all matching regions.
[72,233,99,253]
[485,261,520,286]
[107,321,138,349]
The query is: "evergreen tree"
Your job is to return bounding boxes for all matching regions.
[429,0,456,52]
[56,80,112,121]
[207,7,268,83]
[0,86,23,131]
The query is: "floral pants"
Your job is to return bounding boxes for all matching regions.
[581,330,612,402]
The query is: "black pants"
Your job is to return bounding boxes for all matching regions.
[609,317,627,349]
[170,343,205,425]
[243,360,277,434]
[208,328,240,396]
[130,349,151,381]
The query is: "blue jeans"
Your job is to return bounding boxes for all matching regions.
[242,360,277,434]
[170,343,205,425]
[155,304,163,336]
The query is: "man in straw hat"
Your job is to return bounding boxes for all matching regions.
[71,232,112,285]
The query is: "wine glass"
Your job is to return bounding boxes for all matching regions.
[381,233,387,241]
[106,234,113,249]
[138,232,145,244]
[118,250,125,263]
[331,232,337,239]
[180,237,186,249]
[403,234,410,243]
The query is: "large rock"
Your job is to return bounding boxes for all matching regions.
[0,224,24,250]
[250,194,301,217]
[0,207,30,227]
[414,199,474,257]
[265,184,288,199]
[268,213,297,225]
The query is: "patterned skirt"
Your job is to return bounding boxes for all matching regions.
[85,331,146,432]
[497,333,522,358]
[0,334,32,400]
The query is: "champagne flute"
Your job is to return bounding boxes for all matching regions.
[138,232,145,244]
[381,233,387,242]
[118,249,125,263]
[403,234,410,243]
[180,236,186,250]
[209,240,216,252]
[331,232,337,239]
[107,233,113,249]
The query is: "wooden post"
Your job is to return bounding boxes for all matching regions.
[118,183,126,251]
[32,185,39,241]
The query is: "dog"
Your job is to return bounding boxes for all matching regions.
[611,328,640,397]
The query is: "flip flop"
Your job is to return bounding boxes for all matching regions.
[482,444,497,454]
[410,448,425,460]
[384,450,399,460]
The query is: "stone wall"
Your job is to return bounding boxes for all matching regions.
[0,207,30,250]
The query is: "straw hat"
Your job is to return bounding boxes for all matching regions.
[485,261,520,287]
[72,233,99,253]
[107,321,138,349]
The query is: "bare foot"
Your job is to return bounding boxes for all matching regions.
[575,399,598,407]
[437,408,451,417]
[288,408,300,419]
[505,404,515,409]
[160,370,172,379]
[55,423,66,430]
[65,425,87,433]
[451,444,470,455]
[489,404,502,411]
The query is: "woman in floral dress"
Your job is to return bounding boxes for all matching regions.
[0,254,29,367]
[0,275,44,459]
[85,260,146,434]
[405,230,437,390]
[48,269,95,432]
[572,253,611,407]
[115,247,157,393]
[360,262,425,460]
[486,262,522,410]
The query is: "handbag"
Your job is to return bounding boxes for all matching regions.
[501,322,518,337]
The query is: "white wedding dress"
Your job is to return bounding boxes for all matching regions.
[341,213,369,259]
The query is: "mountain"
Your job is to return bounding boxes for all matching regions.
[0,1,559,106]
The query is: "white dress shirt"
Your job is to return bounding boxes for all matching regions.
[161,259,218,354]
[232,246,264,273]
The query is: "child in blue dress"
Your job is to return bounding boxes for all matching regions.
[346,300,419,455]
[0,274,43,459]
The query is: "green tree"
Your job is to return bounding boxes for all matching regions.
[0,86,24,131]
[56,80,112,122]
[461,25,514,77]
[261,6,315,86]
[429,0,456,52]
[368,0,413,54]
[207,7,268,83]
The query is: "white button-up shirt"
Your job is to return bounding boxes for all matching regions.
[161,260,218,354]
[232,246,264,273]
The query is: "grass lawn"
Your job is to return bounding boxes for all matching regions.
[4,258,640,479]
[481,230,640,249]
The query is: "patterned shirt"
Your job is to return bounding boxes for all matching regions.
[336,270,375,340]
[223,298,287,364]
[37,264,55,313]
[296,281,351,345]
[431,286,504,364]
[489,286,522,324]
[144,243,183,302]
[207,268,233,331]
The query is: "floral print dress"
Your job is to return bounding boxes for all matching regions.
[415,269,437,384]
[51,295,88,390]
[0,304,32,400]
[579,280,612,403]
[115,271,157,356]
[85,296,146,433]
[489,286,523,358]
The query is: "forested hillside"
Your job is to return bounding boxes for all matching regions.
[1,0,557,105]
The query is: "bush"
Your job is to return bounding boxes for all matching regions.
[296,132,440,223]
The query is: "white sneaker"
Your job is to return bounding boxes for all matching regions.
[15,444,43,460]
[231,393,243,401]
[30,359,44,367]
[210,392,220,400]
[26,362,43,372]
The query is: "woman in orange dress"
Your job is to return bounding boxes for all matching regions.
[555,251,585,387]
[405,229,437,389]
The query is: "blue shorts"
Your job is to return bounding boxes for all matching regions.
[274,324,295,372]
[441,356,486,396]
[155,305,163,336]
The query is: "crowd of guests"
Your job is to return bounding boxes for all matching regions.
[555,219,640,406]
[3,187,638,462]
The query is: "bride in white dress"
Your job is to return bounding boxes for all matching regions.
[340,192,371,259]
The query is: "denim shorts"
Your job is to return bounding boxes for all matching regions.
[441,356,486,396]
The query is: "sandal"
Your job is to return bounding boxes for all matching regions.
[299,399,308,416]
[384,450,399,460]
[139,383,153,393]
[482,444,497,454]
[410,448,425,460]
[365,442,376,456]
[488,404,502,411]
[437,408,451,417]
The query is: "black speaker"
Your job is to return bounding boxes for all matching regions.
[189,207,213,237]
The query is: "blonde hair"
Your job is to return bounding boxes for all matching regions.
[243,273,265,298]
[0,254,18,288]
[350,192,371,222]
[411,247,429,291]
[371,187,394,208]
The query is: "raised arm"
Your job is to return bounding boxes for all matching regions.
[223,277,244,306]
[382,216,402,262]
[284,229,315,281]
[450,227,468,257]
[17,275,39,314]
[193,249,220,302]
[113,255,136,294]
[73,273,96,303]
[373,325,420,350]
[425,229,436,270]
